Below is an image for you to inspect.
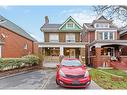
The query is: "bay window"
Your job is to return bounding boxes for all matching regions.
[98,32,114,40]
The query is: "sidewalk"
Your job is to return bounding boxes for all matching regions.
[43,62,57,68]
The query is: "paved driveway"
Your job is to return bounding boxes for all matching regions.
[0,70,45,89]
[0,69,102,89]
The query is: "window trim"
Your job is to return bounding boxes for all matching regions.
[95,23,109,28]
[49,33,59,42]
[98,31,115,40]
[66,22,75,29]
[66,33,75,43]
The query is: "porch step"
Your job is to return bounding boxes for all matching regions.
[98,67,113,69]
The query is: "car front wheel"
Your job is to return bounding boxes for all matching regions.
[56,79,59,85]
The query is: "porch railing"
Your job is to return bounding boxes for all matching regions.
[90,55,111,67]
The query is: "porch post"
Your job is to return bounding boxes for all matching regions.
[95,46,102,68]
[60,46,64,56]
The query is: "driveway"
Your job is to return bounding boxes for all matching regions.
[0,68,102,89]
[0,70,45,89]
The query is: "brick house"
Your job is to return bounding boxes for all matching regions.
[39,16,86,62]
[82,16,127,68]
[0,15,38,58]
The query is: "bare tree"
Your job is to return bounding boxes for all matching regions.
[93,5,127,28]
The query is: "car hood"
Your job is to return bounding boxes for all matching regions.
[61,66,86,75]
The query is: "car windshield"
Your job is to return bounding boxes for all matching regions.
[61,59,82,67]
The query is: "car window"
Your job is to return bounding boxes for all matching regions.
[61,60,82,67]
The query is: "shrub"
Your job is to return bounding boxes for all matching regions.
[22,55,40,66]
[0,55,40,71]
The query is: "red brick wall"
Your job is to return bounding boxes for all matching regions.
[0,27,38,58]
[120,33,127,40]
[82,31,95,42]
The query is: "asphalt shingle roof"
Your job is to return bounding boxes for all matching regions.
[0,15,37,42]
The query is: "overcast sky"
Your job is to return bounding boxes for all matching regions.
[0,6,122,42]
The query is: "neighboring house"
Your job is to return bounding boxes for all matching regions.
[82,16,127,68]
[39,16,86,62]
[0,15,38,58]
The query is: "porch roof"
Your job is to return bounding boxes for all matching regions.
[89,40,127,47]
[38,42,86,48]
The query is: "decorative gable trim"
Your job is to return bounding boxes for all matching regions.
[59,16,82,30]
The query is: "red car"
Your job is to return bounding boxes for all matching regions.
[56,58,91,88]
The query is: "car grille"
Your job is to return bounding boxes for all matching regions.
[66,74,84,78]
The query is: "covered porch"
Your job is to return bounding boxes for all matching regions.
[89,40,127,68]
[39,42,86,63]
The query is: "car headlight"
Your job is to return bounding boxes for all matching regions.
[84,70,89,77]
[59,70,66,77]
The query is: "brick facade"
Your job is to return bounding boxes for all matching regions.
[0,27,38,58]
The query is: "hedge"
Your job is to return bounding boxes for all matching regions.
[0,55,40,71]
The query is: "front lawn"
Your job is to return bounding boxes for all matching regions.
[89,69,127,89]
[101,69,127,77]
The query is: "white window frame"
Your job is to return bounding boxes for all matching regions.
[49,33,59,42]
[95,23,109,28]
[66,22,75,29]
[66,33,75,42]
[99,32,114,40]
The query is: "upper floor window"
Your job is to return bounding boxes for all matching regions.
[66,33,75,42]
[98,32,114,40]
[49,34,59,42]
[95,23,109,28]
[66,22,75,29]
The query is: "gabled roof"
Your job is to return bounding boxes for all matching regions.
[0,15,37,42]
[59,16,82,30]
[83,16,118,31]
[41,16,82,32]
[92,15,112,24]
[97,15,108,20]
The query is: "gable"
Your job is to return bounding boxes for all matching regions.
[59,16,82,31]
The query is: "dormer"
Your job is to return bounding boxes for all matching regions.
[59,16,82,31]
[92,16,112,28]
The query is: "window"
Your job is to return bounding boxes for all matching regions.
[66,33,75,42]
[98,32,114,40]
[66,22,75,29]
[109,32,113,40]
[104,32,108,40]
[49,34,59,42]
[98,32,103,40]
[95,23,109,28]
[24,44,28,49]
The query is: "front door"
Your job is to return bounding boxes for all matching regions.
[70,49,75,58]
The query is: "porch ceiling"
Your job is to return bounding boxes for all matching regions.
[38,42,86,48]
[89,40,127,47]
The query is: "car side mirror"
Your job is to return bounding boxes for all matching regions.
[56,64,60,68]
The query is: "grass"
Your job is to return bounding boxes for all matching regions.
[89,69,127,89]
[100,69,127,77]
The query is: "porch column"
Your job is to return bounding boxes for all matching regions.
[95,47,102,68]
[60,46,64,56]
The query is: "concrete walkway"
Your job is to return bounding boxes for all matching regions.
[43,62,57,68]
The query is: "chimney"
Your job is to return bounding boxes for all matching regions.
[45,16,49,24]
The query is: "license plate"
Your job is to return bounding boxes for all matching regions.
[72,80,80,84]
